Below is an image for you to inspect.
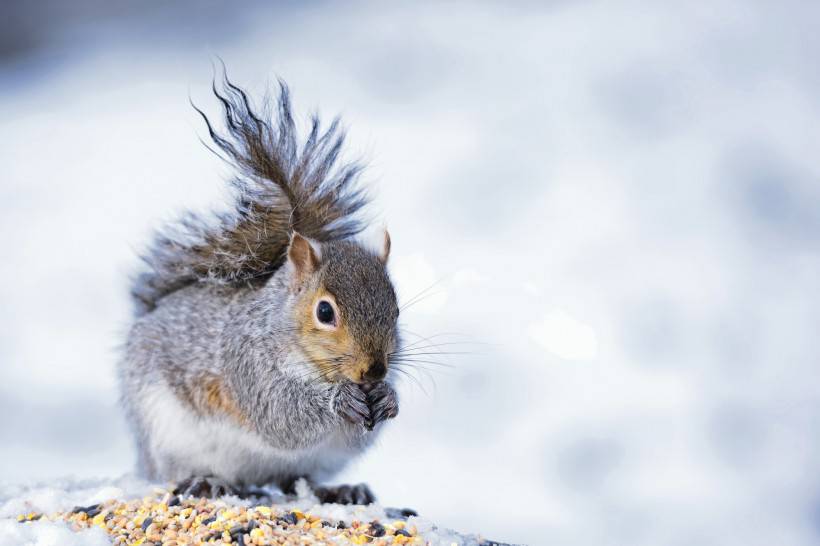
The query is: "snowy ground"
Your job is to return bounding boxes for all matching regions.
[0,476,497,546]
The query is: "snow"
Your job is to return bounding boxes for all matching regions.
[0,520,110,546]
[0,476,154,546]
[0,476,154,520]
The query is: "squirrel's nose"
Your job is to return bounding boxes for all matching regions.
[363,359,387,382]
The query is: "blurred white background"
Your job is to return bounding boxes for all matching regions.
[2,2,820,545]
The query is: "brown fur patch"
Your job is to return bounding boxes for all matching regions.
[190,374,249,427]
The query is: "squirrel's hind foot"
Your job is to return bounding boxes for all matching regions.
[173,476,241,499]
[313,483,376,505]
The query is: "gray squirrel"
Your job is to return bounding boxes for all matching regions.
[118,75,401,504]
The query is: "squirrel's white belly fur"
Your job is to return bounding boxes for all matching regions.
[139,384,358,485]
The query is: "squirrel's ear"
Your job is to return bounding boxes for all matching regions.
[378,229,391,265]
[287,232,321,281]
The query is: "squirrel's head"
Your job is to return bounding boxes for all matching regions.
[285,231,399,384]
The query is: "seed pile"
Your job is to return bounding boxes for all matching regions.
[16,490,423,545]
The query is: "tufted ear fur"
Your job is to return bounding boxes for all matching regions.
[287,232,321,283]
[379,229,391,265]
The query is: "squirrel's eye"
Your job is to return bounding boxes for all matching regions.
[316,300,335,325]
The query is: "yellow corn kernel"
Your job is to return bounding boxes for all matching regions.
[255,506,272,517]
[92,512,107,527]
[291,510,305,520]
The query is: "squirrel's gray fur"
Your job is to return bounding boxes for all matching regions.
[119,74,401,502]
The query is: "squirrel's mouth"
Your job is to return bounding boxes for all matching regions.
[341,367,387,386]
[304,349,388,385]
[337,364,387,385]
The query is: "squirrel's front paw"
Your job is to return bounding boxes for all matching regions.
[364,382,399,430]
[334,382,370,427]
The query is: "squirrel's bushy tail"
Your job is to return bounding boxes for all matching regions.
[132,74,368,316]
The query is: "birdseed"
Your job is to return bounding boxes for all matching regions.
[16,489,423,545]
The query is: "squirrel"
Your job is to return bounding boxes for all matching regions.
[118,74,401,504]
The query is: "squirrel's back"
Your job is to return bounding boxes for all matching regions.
[132,75,369,316]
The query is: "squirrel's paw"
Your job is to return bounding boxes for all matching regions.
[314,483,375,505]
[365,381,399,430]
[334,382,370,427]
[173,475,239,498]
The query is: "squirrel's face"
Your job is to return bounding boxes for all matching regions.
[286,232,399,384]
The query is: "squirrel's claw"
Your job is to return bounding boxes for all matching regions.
[335,382,370,427]
[173,476,240,498]
[314,483,375,505]
[365,382,399,430]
